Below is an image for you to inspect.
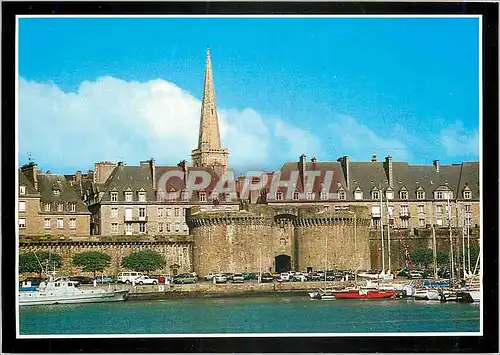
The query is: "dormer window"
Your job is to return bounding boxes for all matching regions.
[435,191,444,200]
[138,192,146,202]
[338,191,346,200]
[53,189,60,196]
[400,190,408,200]
[306,192,314,200]
[276,192,283,201]
[416,190,425,200]
[168,192,177,202]
[19,185,26,195]
[372,190,380,200]
[182,190,189,201]
[69,202,76,212]
[354,189,363,200]
[464,190,472,200]
[385,189,394,200]
[125,191,133,202]
[320,191,329,200]
[110,192,118,202]
[199,191,206,202]
[44,203,51,212]
[211,190,219,201]
[225,193,232,202]
[293,191,299,200]
[57,203,64,212]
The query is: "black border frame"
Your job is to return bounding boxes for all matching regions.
[2,2,498,353]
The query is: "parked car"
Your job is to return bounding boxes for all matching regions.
[214,274,228,284]
[397,269,410,277]
[307,272,322,281]
[95,276,116,284]
[204,272,217,281]
[231,273,244,283]
[260,273,274,283]
[278,272,291,282]
[409,271,423,279]
[173,274,198,284]
[20,277,46,287]
[242,272,257,280]
[69,276,94,284]
[117,272,143,284]
[292,272,307,282]
[134,275,159,285]
[150,275,172,284]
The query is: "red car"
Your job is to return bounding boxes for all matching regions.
[150,275,166,283]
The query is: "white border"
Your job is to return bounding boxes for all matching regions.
[15,14,483,339]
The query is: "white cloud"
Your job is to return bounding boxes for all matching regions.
[326,114,411,161]
[19,77,319,172]
[440,121,479,157]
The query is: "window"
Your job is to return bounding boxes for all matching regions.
[53,189,60,196]
[57,203,64,212]
[125,208,133,221]
[125,223,132,235]
[464,190,472,199]
[435,218,442,226]
[338,191,346,200]
[138,192,146,202]
[400,191,408,200]
[44,203,51,212]
[182,190,189,201]
[416,190,425,200]
[276,192,283,201]
[400,205,409,216]
[175,222,180,232]
[400,218,409,228]
[111,192,118,202]
[372,218,380,229]
[44,218,51,229]
[436,205,442,214]
[158,222,164,233]
[419,218,426,228]
[447,192,453,199]
[19,201,26,212]
[418,205,425,214]
[19,218,26,229]
[139,207,146,219]
[183,224,188,232]
[167,223,172,232]
[211,191,218,201]
[139,222,146,234]
[166,208,172,217]
[371,206,381,217]
[57,218,64,229]
[125,192,133,202]
[19,186,26,195]
[386,190,394,200]
[354,190,363,200]
[372,191,380,200]
[306,192,314,200]
[168,192,177,202]
[69,203,76,212]
[70,218,76,229]
[293,191,299,200]
[465,205,472,213]
[199,192,206,202]
[321,191,329,200]
[435,191,444,200]
[174,208,180,217]
[157,207,164,217]
[111,223,118,233]
[182,208,186,216]
[111,208,118,219]
[225,193,232,202]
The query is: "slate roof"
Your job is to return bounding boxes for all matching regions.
[37,174,90,213]
[18,171,39,196]
[278,161,347,194]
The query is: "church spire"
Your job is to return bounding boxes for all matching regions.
[198,47,221,150]
[191,48,229,174]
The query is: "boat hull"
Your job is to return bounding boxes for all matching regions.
[19,290,129,306]
[414,290,440,301]
[332,290,396,299]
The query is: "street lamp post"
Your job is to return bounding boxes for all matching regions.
[258,243,262,284]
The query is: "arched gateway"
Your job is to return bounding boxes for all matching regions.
[275,254,291,273]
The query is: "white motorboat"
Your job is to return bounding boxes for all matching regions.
[19,275,129,306]
[309,288,336,300]
[413,289,440,301]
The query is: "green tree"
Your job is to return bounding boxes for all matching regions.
[19,251,62,276]
[436,250,449,266]
[468,243,480,270]
[72,251,111,278]
[121,250,166,273]
[410,247,433,268]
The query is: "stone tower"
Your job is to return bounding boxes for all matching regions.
[191,48,229,176]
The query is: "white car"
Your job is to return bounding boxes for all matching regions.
[117,271,143,284]
[231,273,244,283]
[278,272,291,282]
[134,275,158,285]
[204,272,217,281]
[214,274,228,283]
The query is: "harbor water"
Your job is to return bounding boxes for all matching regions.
[19,296,480,335]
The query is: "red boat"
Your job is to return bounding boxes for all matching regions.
[332,288,397,299]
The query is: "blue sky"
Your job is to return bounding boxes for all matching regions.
[19,17,480,174]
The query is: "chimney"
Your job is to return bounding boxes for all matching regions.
[94,161,116,184]
[20,162,39,192]
[371,154,377,162]
[433,160,440,173]
[299,154,307,189]
[337,155,350,190]
[75,170,82,184]
[384,155,393,188]
[311,157,317,164]
[150,159,156,190]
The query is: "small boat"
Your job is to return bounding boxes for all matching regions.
[332,288,396,299]
[19,274,129,306]
[309,288,336,300]
[413,289,440,301]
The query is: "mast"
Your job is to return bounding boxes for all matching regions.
[324,235,328,286]
[432,225,437,279]
[447,196,454,280]
[466,209,471,275]
[461,208,467,278]
[385,196,392,275]
[380,190,385,274]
